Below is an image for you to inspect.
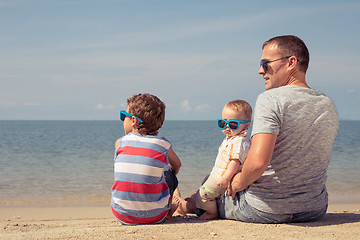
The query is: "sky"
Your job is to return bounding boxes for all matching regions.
[0,0,359,120]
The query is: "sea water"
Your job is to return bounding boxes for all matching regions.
[0,120,359,206]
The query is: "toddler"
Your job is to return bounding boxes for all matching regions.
[194,99,252,220]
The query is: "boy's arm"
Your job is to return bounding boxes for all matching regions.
[115,138,121,149]
[168,148,182,175]
[217,159,240,188]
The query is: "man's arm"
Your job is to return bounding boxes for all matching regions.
[228,133,277,199]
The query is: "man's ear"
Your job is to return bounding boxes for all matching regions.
[287,56,298,71]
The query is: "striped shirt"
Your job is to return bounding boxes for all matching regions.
[111,132,172,224]
[210,131,251,180]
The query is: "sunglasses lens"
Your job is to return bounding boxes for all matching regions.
[120,112,126,121]
[228,121,239,130]
[260,60,267,72]
[218,120,226,129]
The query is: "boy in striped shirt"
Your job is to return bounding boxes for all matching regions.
[111,93,182,224]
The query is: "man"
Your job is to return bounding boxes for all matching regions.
[217,35,339,223]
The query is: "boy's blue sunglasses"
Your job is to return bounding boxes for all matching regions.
[120,111,143,123]
[217,119,248,131]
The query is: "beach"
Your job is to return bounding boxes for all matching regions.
[1,121,359,239]
[1,204,359,240]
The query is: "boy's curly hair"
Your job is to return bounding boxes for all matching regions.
[127,93,165,136]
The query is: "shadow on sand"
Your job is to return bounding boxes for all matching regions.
[166,212,360,227]
[290,212,360,227]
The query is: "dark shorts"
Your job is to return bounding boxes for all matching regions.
[164,166,178,197]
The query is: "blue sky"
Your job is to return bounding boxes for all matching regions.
[0,0,359,120]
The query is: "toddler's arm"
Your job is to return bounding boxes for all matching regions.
[168,148,182,175]
[217,159,240,188]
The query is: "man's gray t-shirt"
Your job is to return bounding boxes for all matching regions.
[246,85,339,214]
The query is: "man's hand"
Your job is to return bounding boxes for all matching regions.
[227,172,246,199]
[227,133,277,199]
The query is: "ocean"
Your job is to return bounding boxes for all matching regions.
[0,120,359,207]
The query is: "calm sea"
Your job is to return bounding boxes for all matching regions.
[0,120,359,206]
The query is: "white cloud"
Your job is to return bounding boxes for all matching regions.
[62,3,355,53]
[0,100,16,106]
[181,100,191,112]
[0,0,27,7]
[69,14,266,51]
[94,103,116,110]
[195,104,211,112]
[94,103,104,109]
[180,101,211,113]
[1,1,359,120]
[24,102,40,106]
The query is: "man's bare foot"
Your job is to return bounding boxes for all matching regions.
[199,211,218,220]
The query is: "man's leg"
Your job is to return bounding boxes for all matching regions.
[217,192,328,223]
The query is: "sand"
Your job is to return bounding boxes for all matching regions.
[1,204,359,240]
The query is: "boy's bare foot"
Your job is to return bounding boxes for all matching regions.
[167,197,180,218]
[174,195,198,216]
[173,196,188,216]
[171,188,196,216]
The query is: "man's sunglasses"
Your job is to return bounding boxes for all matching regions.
[260,56,291,72]
[120,110,143,123]
[217,119,249,131]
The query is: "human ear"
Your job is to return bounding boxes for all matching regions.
[130,116,140,127]
[288,56,298,70]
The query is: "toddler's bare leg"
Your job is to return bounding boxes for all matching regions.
[199,207,218,220]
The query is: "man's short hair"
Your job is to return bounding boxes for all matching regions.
[262,35,309,73]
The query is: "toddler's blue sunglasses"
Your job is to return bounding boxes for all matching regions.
[217,119,248,131]
[120,110,143,123]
